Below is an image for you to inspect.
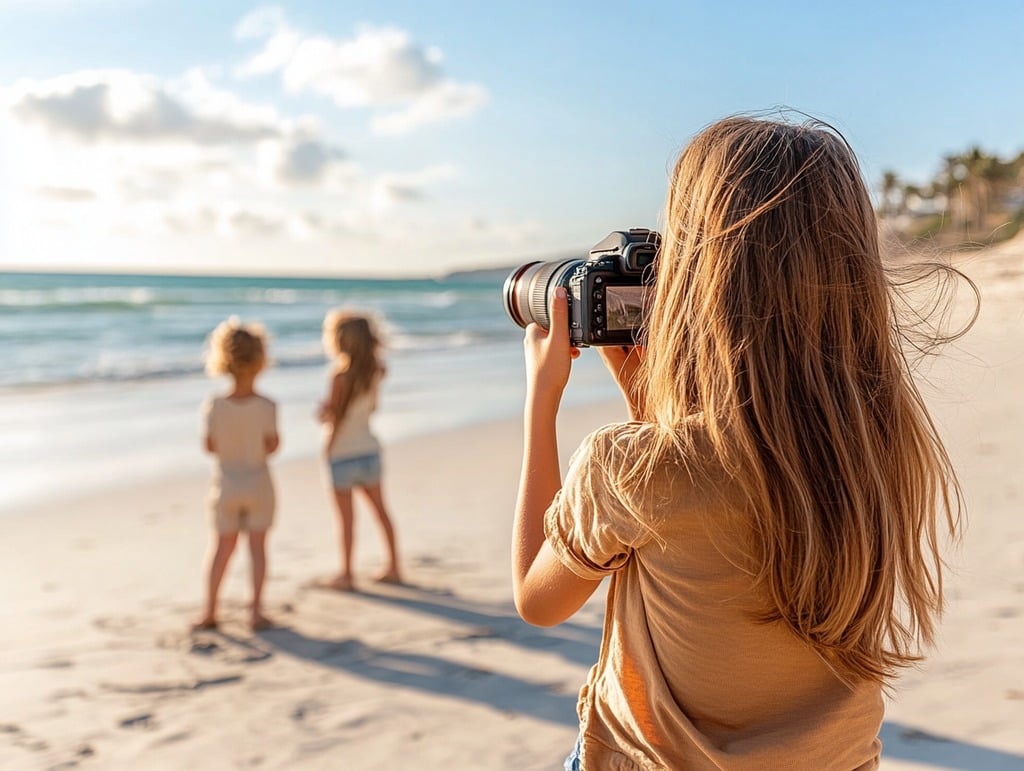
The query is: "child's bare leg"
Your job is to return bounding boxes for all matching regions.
[325,487,356,589]
[247,529,272,629]
[360,483,401,583]
[196,532,238,628]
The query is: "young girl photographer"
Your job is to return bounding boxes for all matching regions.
[512,116,974,769]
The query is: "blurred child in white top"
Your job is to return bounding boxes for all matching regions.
[195,318,279,631]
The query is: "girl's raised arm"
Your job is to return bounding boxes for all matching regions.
[513,288,600,626]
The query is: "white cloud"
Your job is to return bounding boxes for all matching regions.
[5,77,472,261]
[372,80,487,136]
[275,136,347,184]
[155,201,315,241]
[9,69,286,145]
[233,5,288,40]
[0,44,505,274]
[5,68,353,204]
[235,9,487,134]
[370,164,458,210]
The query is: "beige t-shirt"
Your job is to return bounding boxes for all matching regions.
[202,394,277,474]
[544,420,883,770]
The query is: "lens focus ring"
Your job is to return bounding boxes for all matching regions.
[503,259,579,330]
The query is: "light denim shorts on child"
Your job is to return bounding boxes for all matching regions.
[328,452,382,489]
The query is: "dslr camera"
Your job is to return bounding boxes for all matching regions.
[503,228,660,347]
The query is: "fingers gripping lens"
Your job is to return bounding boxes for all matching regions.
[502,259,580,331]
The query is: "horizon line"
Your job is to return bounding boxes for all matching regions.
[0,262,521,282]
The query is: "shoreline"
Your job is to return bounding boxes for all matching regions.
[1,396,627,525]
[0,342,622,516]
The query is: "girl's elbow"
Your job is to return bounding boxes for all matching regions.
[513,593,561,628]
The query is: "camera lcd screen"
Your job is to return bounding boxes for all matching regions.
[605,285,645,331]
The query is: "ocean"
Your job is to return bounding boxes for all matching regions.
[0,271,618,511]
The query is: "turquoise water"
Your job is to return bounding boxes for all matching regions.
[0,271,511,388]
[0,271,618,510]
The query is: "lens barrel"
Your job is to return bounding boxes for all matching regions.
[502,259,580,330]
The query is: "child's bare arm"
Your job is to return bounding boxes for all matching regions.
[264,433,280,455]
[323,372,352,456]
[264,400,280,455]
[202,400,216,453]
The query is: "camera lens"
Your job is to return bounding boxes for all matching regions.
[502,259,581,331]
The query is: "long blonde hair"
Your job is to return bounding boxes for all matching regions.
[637,116,975,683]
[322,309,382,421]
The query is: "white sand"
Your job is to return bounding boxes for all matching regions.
[1,241,1023,770]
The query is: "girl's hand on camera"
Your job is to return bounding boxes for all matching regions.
[523,287,579,407]
[597,344,646,420]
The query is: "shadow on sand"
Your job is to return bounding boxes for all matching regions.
[348,582,602,668]
[256,630,581,727]
[252,583,598,727]
[879,722,1024,770]
[250,586,1024,765]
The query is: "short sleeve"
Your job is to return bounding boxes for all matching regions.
[201,397,216,438]
[543,425,654,580]
[265,399,278,436]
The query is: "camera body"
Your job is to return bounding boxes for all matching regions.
[503,228,660,347]
[566,228,659,346]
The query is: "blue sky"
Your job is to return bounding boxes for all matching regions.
[1,0,1022,276]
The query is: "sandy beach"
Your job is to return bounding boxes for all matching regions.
[2,242,1024,770]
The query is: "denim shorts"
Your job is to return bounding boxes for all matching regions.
[328,452,382,489]
[564,734,582,771]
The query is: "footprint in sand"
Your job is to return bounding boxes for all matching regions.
[189,639,221,655]
[48,688,89,702]
[291,699,327,722]
[93,615,139,634]
[36,658,74,670]
[194,634,274,664]
[0,724,50,752]
[119,713,156,730]
[157,628,273,663]
[103,675,243,695]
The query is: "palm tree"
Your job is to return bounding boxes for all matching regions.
[901,183,921,214]
[935,154,967,234]
[880,170,900,217]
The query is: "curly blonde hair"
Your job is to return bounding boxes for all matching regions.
[204,316,268,378]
